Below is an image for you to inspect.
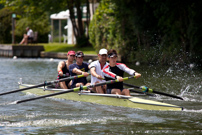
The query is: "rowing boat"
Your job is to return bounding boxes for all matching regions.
[19,83,183,111]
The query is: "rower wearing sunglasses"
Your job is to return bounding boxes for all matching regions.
[103,49,141,96]
[69,51,90,88]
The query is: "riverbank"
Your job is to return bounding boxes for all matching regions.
[0,44,98,61]
[0,44,122,61]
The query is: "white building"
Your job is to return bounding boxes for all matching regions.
[50,2,99,44]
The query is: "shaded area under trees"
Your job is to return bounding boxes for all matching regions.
[89,0,202,65]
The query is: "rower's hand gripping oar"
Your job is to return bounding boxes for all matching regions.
[11,76,136,104]
[123,83,183,100]
[0,74,87,96]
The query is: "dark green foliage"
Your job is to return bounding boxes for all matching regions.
[0,7,13,43]
[0,0,67,44]
[76,35,89,48]
[89,0,202,65]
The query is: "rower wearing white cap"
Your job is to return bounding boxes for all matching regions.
[89,48,108,93]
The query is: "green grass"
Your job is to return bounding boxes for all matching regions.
[3,43,97,54]
[40,43,96,54]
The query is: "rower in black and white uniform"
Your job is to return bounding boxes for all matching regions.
[102,49,141,96]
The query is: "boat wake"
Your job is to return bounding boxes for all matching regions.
[183,109,202,113]
[0,116,122,127]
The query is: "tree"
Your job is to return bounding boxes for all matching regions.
[89,0,202,65]
[0,7,13,43]
[0,0,94,45]
[67,0,92,47]
[0,0,67,43]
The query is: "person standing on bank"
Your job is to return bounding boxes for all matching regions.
[102,49,141,96]
[57,50,76,89]
[89,48,108,93]
[19,27,34,45]
[69,51,90,88]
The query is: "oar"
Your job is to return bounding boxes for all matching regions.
[128,88,155,96]
[11,76,136,104]
[124,82,154,96]
[123,82,183,100]
[0,74,87,96]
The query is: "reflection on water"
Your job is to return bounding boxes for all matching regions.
[0,58,202,134]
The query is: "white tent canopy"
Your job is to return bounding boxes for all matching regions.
[50,9,75,44]
[50,3,99,44]
[50,10,69,20]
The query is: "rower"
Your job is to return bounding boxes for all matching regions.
[102,49,141,96]
[56,50,75,89]
[69,51,90,88]
[89,48,108,93]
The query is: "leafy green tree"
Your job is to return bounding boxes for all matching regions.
[0,0,67,43]
[0,7,13,43]
[89,0,202,64]
[0,0,93,45]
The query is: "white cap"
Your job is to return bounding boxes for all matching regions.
[99,48,108,55]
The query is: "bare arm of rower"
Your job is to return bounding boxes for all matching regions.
[72,68,89,77]
[118,63,141,79]
[57,61,65,76]
[90,67,103,80]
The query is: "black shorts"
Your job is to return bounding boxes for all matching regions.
[107,88,124,94]
[71,82,87,89]
[28,37,33,40]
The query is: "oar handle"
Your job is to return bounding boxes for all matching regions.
[57,74,86,83]
[87,76,136,89]
[123,76,136,81]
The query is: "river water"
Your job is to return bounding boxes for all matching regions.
[0,57,201,134]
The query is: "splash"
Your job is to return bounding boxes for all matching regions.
[180,85,190,97]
